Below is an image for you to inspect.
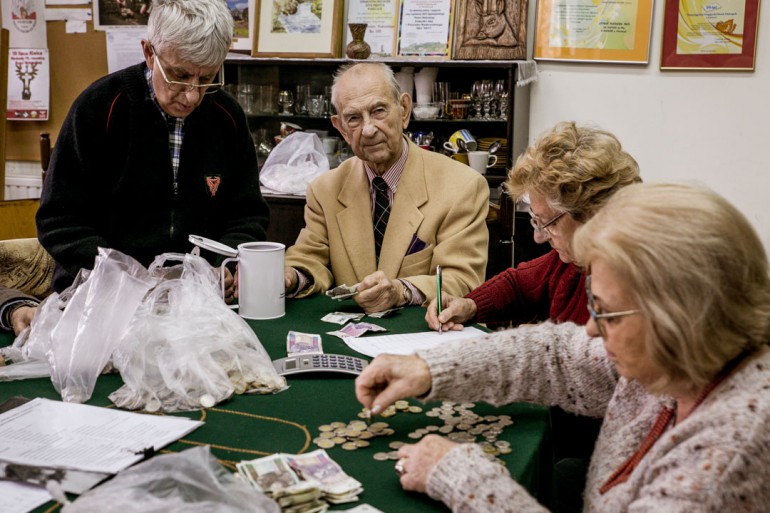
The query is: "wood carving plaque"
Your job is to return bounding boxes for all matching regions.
[452,0,527,60]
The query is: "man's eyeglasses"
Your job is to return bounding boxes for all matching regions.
[151,45,224,95]
[585,275,640,338]
[530,211,566,240]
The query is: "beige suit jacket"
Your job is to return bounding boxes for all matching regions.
[285,140,489,301]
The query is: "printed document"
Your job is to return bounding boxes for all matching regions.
[343,327,486,357]
[0,398,203,474]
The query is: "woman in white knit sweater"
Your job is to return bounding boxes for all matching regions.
[355,182,770,512]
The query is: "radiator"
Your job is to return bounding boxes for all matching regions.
[4,175,43,200]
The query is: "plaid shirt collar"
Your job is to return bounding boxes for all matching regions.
[145,66,184,178]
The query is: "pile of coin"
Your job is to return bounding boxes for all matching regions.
[313,420,394,451]
[380,401,515,461]
[314,401,515,463]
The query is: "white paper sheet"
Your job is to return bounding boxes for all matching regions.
[0,480,51,513]
[0,398,203,474]
[106,28,146,73]
[343,327,487,358]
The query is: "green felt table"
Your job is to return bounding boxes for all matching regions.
[0,295,551,512]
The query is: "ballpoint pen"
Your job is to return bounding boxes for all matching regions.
[436,265,443,334]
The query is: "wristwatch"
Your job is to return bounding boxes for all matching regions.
[399,279,413,306]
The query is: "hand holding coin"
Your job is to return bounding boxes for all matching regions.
[354,354,433,415]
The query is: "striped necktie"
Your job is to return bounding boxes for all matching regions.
[372,176,391,262]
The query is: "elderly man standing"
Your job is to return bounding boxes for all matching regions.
[284,63,489,313]
[37,0,268,299]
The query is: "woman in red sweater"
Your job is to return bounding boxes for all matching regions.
[426,121,640,330]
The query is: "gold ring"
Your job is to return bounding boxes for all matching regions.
[394,459,405,476]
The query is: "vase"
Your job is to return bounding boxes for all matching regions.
[346,23,371,60]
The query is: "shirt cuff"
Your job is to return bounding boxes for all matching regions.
[400,279,425,306]
[286,268,311,298]
[0,299,39,331]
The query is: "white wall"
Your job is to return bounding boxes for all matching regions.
[525,2,770,254]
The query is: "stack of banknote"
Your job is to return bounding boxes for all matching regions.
[237,449,362,511]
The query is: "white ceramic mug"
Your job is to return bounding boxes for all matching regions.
[221,242,286,320]
[467,151,497,175]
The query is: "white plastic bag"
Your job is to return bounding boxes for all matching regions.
[109,253,287,412]
[47,248,156,403]
[63,446,281,513]
[260,132,329,194]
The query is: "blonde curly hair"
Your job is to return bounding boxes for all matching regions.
[506,121,641,222]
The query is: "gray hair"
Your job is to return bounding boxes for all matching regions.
[331,62,402,111]
[574,182,770,394]
[147,0,233,68]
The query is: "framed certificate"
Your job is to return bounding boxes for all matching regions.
[344,0,399,57]
[660,0,760,70]
[534,0,655,63]
[396,0,454,58]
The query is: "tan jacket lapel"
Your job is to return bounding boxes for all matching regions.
[336,161,377,281]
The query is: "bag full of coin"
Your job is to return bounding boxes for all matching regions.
[109,252,287,412]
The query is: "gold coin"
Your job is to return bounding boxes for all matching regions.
[395,400,409,410]
[387,451,399,460]
[499,446,512,454]
[341,442,358,451]
[346,429,363,438]
[330,421,346,428]
[389,441,404,449]
[382,428,395,436]
[373,452,390,461]
[332,437,347,444]
[319,432,334,439]
[359,431,375,440]
[349,421,367,431]
[317,439,335,449]
[354,439,370,448]
[408,406,423,413]
[369,422,388,432]
[318,425,333,432]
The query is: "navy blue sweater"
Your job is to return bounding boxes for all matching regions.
[37,63,269,292]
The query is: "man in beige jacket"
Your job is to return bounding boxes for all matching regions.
[284,63,489,313]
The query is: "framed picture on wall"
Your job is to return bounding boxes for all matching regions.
[94,0,151,29]
[452,0,527,60]
[660,0,759,70]
[229,0,255,53]
[533,0,654,63]
[253,0,344,57]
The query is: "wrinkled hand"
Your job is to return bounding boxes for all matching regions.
[224,267,235,304]
[354,271,401,313]
[284,266,298,293]
[355,353,432,415]
[396,435,457,493]
[424,293,477,331]
[11,305,37,336]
